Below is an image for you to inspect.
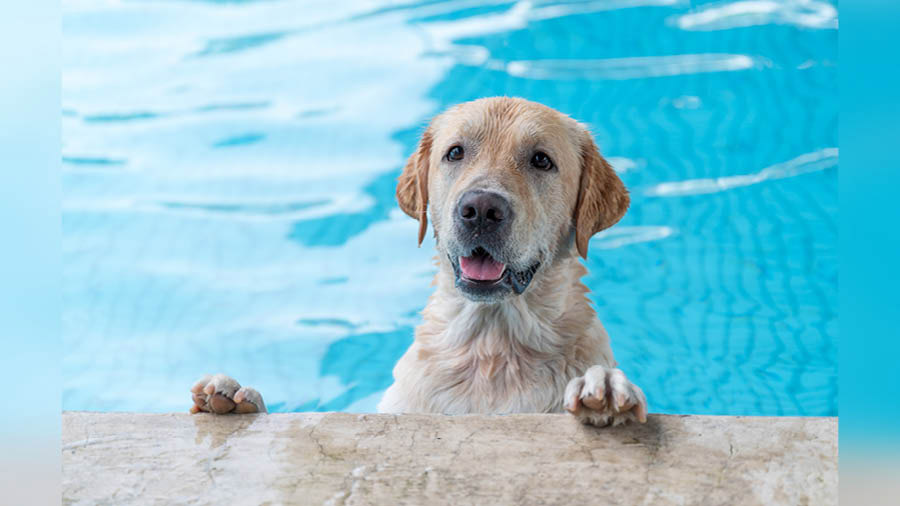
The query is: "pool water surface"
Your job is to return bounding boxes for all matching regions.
[62,0,838,416]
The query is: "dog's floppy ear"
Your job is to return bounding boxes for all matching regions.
[397,128,433,245]
[573,132,630,259]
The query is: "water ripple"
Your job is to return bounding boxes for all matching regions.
[497,53,764,80]
[423,0,684,41]
[193,31,289,57]
[673,0,838,31]
[62,155,127,166]
[591,226,675,249]
[157,198,329,216]
[607,156,639,173]
[212,132,266,147]
[194,101,271,113]
[68,101,273,127]
[83,111,162,123]
[645,148,838,197]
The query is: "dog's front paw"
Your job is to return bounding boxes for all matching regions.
[190,373,266,414]
[564,366,647,426]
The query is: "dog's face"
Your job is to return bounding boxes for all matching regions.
[397,97,629,302]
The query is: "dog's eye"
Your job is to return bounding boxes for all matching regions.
[530,151,553,171]
[446,146,464,162]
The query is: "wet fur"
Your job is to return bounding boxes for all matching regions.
[188,97,646,424]
[379,254,613,414]
[381,97,645,423]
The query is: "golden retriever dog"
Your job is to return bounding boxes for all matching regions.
[189,97,647,427]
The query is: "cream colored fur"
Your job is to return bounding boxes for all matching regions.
[188,97,647,426]
[381,97,648,426]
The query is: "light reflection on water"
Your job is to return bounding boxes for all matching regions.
[62,0,837,416]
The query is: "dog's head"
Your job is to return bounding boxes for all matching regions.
[397,97,628,302]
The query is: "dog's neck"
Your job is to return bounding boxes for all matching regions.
[421,249,595,355]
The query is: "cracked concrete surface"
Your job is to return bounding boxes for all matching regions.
[62,412,836,505]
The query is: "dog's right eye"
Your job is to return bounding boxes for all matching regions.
[446,146,464,162]
[530,151,554,171]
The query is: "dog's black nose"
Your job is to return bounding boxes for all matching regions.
[457,190,512,235]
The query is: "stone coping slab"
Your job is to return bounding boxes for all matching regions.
[62,412,836,505]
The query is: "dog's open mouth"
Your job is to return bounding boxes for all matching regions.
[451,248,541,300]
[459,247,506,283]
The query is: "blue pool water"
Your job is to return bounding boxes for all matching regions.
[62,0,838,416]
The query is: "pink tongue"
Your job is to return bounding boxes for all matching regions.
[459,254,506,281]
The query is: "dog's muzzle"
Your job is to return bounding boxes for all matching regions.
[450,190,540,301]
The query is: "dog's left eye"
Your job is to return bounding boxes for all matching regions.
[530,151,553,171]
[446,145,465,162]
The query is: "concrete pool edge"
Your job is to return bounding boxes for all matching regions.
[62,411,837,505]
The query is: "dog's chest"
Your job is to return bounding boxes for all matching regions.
[423,331,568,414]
